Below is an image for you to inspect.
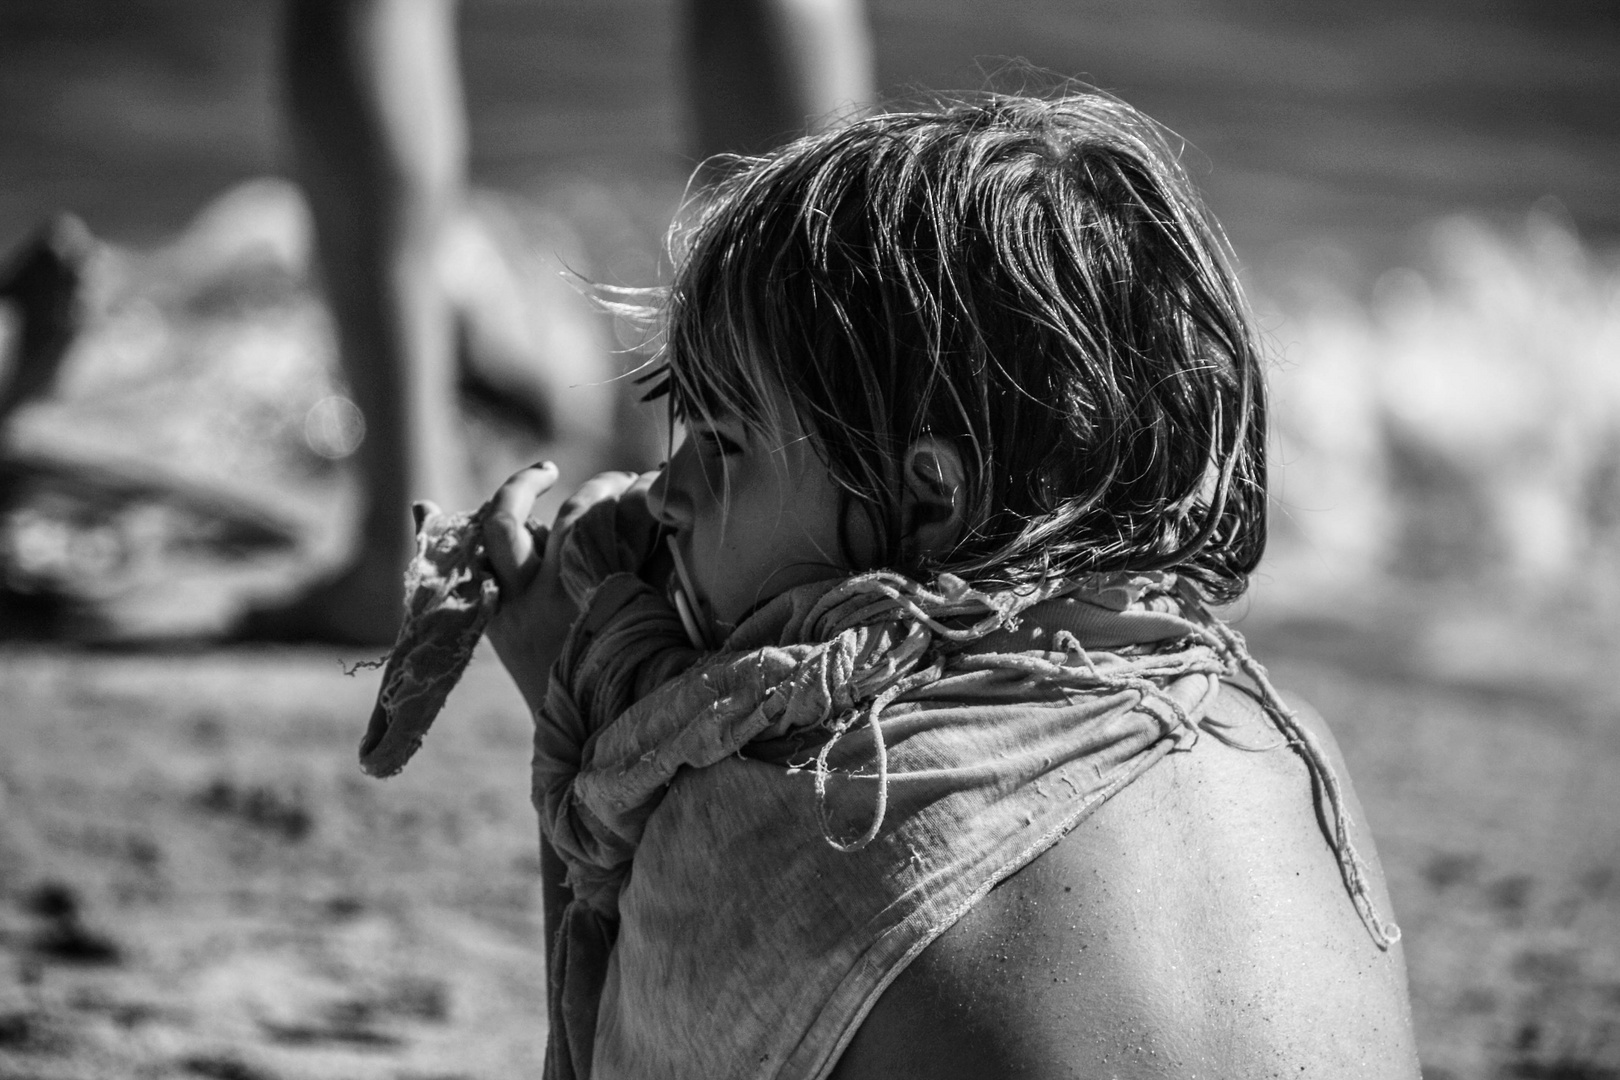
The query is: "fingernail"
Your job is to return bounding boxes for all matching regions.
[532,460,557,472]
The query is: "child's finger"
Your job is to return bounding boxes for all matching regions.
[552,470,640,533]
[541,471,651,600]
[485,462,559,590]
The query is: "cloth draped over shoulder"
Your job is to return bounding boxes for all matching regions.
[534,505,1400,1080]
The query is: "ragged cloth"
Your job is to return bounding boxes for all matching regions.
[535,518,1399,1080]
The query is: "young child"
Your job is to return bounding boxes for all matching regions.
[480,91,1420,1079]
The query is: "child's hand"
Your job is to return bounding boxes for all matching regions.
[481,464,662,713]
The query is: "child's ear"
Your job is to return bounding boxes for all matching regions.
[900,436,967,563]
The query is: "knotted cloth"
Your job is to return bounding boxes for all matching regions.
[535,531,1399,1080]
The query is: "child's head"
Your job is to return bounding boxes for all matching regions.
[650,90,1267,607]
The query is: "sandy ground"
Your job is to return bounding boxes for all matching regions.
[2,584,1619,1079]
[0,642,550,1080]
[1250,597,1620,1079]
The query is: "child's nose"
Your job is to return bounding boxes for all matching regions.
[647,454,690,529]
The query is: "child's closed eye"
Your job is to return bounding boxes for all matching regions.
[695,430,745,457]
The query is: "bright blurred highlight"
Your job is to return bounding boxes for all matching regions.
[302,395,365,460]
[1263,206,1620,607]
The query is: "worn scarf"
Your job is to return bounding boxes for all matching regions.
[533,518,1399,1080]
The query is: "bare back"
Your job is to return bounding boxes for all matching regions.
[830,685,1420,1079]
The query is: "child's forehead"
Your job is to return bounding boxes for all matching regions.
[669,335,786,426]
[674,373,797,438]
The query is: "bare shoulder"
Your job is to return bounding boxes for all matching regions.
[830,684,1421,1080]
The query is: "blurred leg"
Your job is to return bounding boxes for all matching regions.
[272,0,470,643]
[682,0,875,164]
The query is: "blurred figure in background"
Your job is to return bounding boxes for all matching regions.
[257,0,471,645]
[248,0,875,645]
[684,0,875,162]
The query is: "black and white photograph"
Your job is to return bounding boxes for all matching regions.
[1,1,1616,1077]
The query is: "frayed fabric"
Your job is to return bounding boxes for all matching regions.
[533,559,1398,1080]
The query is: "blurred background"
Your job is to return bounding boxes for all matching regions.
[0,1,1617,1077]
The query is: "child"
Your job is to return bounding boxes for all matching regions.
[480,91,1420,1079]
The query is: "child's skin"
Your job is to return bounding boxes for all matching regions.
[484,424,1421,1077]
[650,407,854,633]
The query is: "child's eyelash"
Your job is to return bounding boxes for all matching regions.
[696,431,744,456]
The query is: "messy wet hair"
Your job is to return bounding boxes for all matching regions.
[643,90,1268,605]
